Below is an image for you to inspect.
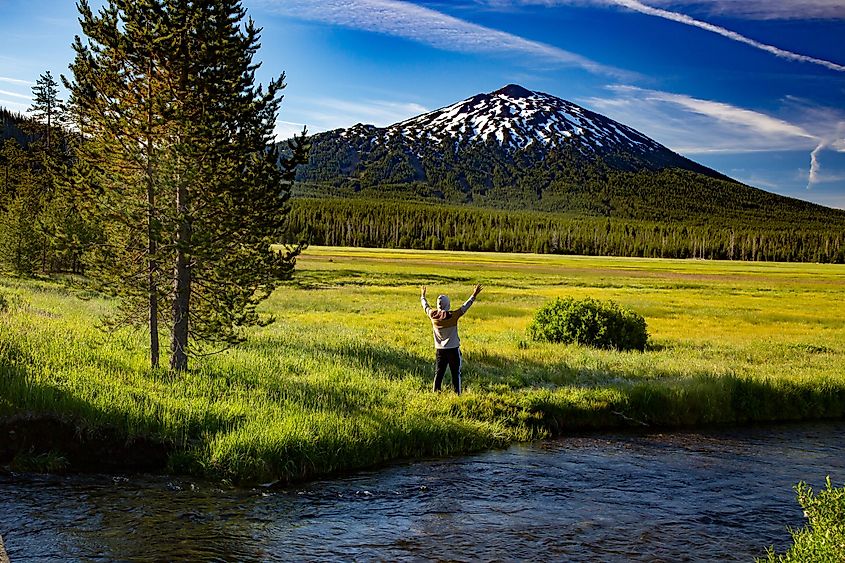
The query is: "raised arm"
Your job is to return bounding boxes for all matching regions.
[421,285,432,315]
[459,284,483,314]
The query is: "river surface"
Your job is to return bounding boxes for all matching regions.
[1,421,843,562]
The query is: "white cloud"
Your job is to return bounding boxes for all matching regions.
[584,85,818,153]
[0,99,29,112]
[776,98,845,187]
[584,85,845,189]
[806,122,845,187]
[274,120,308,142]
[0,89,31,101]
[0,76,33,86]
[278,98,430,138]
[808,142,827,186]
[641,88,814,139]
[310,98,428,125]
[256,0,630,77]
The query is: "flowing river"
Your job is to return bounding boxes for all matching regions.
[2,421,843,562]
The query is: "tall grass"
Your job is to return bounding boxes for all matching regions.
[2,248,845,483]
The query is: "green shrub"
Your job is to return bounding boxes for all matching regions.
[527,297,648,351]
[760,478,845,562]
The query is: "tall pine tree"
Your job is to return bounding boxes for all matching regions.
[67,0,308,371]
[29,71,62,154]
[27,70,92,275]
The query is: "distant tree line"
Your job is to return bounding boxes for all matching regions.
[286,197,845,263]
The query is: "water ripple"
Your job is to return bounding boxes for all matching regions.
[1,420,843,562]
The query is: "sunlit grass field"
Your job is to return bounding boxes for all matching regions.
[2,247,845,482]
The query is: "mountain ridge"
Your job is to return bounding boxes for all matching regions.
[293,83,735,197]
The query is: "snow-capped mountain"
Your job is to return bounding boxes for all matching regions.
[379,84,663,156]
[294,84,729,208]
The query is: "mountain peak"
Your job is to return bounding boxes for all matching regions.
[297,85,736,203]
[492,84,534,98]
[383,84,664,155]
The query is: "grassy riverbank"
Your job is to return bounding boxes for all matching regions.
[2,248,845,482]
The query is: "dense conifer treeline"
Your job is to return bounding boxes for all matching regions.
[0,81,94,276]
[286,197,845,263]
[0,108,34,147]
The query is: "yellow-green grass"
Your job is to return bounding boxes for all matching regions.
[2,247,845,483]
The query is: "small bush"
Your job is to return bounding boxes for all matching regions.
[527,297,648,351]
[760,477,845,562]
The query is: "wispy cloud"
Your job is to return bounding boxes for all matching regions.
[586,85,817,153]
[310,98,429,126]
[256,0,629,77]
[584,85,845,188]
[0,89,32,101]
[0,76,33,86]
[808,143,827,186]
[0,99,29,112]
[0,84,33,113]
[807,125,845,188]
[778,97,845,187]
[277,97,430,138]
[274,120,308,142]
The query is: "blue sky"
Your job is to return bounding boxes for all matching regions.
[1,0,844,208]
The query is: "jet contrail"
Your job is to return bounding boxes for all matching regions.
[611,0,845,72]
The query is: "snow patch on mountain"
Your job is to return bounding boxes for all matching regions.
[338,84,666,157]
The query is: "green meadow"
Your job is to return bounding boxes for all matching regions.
[2,247,845,483]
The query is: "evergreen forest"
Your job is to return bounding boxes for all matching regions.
[285,197,845,262]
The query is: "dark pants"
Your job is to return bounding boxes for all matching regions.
[434,347,462,394]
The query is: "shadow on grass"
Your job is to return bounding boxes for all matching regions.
[0,341,256,473]
[240,335,845,432]
[0,357,171,472]
[241,337,434,383]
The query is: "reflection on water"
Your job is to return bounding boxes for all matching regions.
[1,421,843,562]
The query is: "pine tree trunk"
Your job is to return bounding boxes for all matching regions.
[145,81,160,369]
[170,180,190,372]
[148,180,159,369]
[46,101,51,155]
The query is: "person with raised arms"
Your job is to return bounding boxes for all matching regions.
[420,284,483,394]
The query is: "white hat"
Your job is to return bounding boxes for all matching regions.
[436,295,450,311]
